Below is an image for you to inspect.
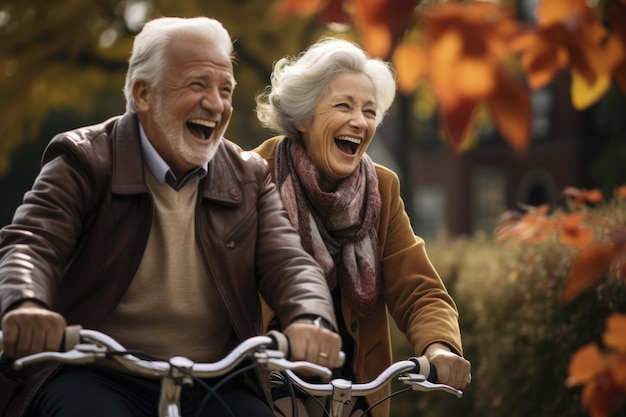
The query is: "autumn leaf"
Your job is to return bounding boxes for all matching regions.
[582,376,626,417]
[571,70,612,110]
[603,314,626,353]
[392,40,428,94]
[560,186,603,205]
[495,205,554,243]
[418,2,526,151]
[272,0,420,58]
[515,0,625,110]
[617,186,626,199]
[512,26,570,90]
[349,0,421,59]
[485,70,531,154]
[569,19,625,109]
[535,0,595,27]
[567,343,605,387]
[559,212,594,247]
[561,242,621,303]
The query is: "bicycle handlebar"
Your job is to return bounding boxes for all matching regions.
[280,356,463,399]
[0,327,335,380]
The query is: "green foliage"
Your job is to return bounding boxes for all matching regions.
[389,200,626,417]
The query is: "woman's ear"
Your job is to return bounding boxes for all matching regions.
[132,80,151,112]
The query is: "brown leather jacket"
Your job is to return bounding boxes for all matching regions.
[0,114,337,417]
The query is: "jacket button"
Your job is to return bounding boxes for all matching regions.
[351,322,358,332]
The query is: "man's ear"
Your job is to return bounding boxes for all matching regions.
[132,80,151,112]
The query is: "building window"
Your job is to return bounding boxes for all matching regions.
[414,185,445,239]
[472,169,507,234]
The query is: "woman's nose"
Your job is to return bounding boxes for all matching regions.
[349,111,367,129]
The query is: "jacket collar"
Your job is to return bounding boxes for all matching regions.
[111,113,241,206]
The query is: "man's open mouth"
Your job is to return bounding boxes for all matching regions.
[187,119,217,140]
[334,136,361,155]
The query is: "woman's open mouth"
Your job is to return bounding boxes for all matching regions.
[186,119,216,140]
[334,136,361,155]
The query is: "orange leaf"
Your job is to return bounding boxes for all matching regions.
[485,70,531,154]
[582,377,626,417]
[567,19,624,90]
[535,0,593,27]
[513,26,570,90]
[618,186,626,199]
[392,41,427,94]
[567,343,605,386]
[561,186,603,204]
[582,189,603,204]
[559,212,594,247]
[440,99,479,151]
[350,0,420,58]
[561,242,620,303]
[495,205,554,243]
[607,357,626,395]
[603,314,626,353]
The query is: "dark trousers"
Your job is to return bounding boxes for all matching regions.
[26,365,274,417]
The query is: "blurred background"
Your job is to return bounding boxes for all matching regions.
[1,1,626,416]
[1,0,624,236]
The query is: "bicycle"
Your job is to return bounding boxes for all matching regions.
[270,355,463,417]
[0,327,335,417]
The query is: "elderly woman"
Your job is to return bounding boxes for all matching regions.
[254,37,471,417]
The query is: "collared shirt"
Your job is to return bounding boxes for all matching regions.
[139,124,208,191]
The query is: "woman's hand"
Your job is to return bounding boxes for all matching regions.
[424,342,472,389]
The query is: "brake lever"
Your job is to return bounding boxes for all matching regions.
[252,351,332,380]
[14,344,108,370]
[398,373,463,398]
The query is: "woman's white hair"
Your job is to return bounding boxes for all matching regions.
[255,37,397,139]
[124,16,234,113]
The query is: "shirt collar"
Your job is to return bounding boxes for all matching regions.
[139,123,208,191]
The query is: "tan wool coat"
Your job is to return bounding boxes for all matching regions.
[254,136,463,417]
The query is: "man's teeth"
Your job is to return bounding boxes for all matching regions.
[335,136,361,144]
[188,119,217,128]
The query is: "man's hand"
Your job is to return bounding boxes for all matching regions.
[424,342,472,390]
[283,321,342,369]
[1,301,66,358]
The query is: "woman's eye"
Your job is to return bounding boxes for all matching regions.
[335,103,350,109]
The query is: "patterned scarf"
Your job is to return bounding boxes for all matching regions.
[275,137,382,316]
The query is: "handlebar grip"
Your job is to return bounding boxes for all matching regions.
[266,330,289,355]
[411,356,438,383]
[61,325,83,351]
